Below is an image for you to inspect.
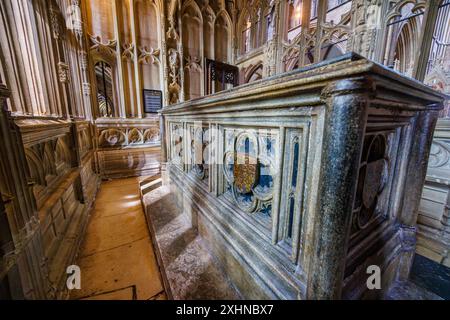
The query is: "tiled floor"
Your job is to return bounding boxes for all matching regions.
[70,177,166,300]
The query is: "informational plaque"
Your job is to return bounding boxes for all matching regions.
[143,89,163,113]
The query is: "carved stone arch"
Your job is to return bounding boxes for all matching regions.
[203,5,216,59]
[214,10,233,31]
[136,0,163,42]
[238,6,252,54]
[238,4,252,28]
[182,0,204,23]
[392,20,418,74]
[289,30,303,46]
[136,0,163,93]
[214,10,233,63]
[337,7,352,26]
[43,141,57,177]
[244,62,264,83]
[55,137,70,166]
[320,27,347,45]
[203,5,216,26]
[25,148,45,187]
[303,39,316,66]
[320,28,349,61]
[383,1,423,74]
[182,0,204,101]
[385,0,426,22]
[144,127,161,143]
[283,46,301,72]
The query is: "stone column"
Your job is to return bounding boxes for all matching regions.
[307,78,373,300]
[401,110,440,226]
[396,109,440,281]
[159,113,168,180]
[413,1,440,81]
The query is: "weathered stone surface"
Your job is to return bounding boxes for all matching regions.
[141,182,240,300]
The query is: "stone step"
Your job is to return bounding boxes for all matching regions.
[139,174,161,187]
[141,178,162,196]
[140,185,241,300]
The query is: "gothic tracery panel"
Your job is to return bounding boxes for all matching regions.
[222,128,278,229]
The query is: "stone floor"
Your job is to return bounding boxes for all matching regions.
[70,177,166,300]
[141,179,241,300]
[410,254,450,300]
[386,281,443,300]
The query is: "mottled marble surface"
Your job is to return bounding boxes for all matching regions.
[386,280,443,300]
[142,183,241,300]
[410,254,450,300]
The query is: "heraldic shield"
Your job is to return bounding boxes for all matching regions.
[233,152,259,194]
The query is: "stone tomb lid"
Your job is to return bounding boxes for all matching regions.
[163,52,448,115]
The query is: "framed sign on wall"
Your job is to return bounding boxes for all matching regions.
[143,89,163,113]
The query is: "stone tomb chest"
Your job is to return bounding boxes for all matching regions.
[161,53,447,299]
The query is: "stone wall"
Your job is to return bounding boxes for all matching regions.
[0,85,101,299]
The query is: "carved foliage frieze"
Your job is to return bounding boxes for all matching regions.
[168,49,181,104]
[98,126,161,148]
[122,43,135,61]
[58,62,70,83]
[89,35,117,59]
[139,47,161,65]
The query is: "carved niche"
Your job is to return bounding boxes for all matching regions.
[168,48,181,104]
[353,134,390,231]
[188,125,209,181]
[170,123,184,166]
[24,134,73,208]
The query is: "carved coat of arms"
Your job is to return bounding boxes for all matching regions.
[233,153,259,194]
